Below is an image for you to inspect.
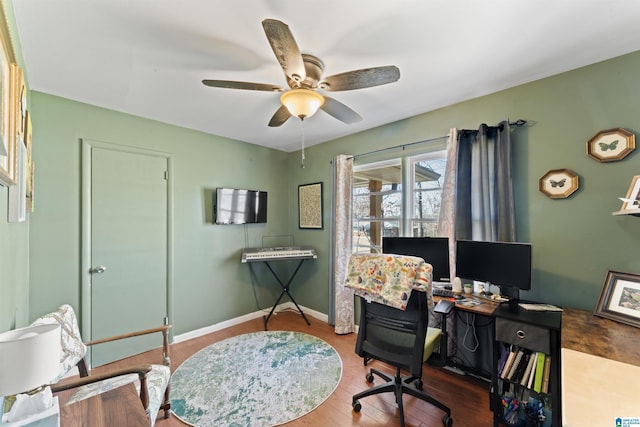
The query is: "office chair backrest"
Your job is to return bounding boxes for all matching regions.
[355,290,428,377]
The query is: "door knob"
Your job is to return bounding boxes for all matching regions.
[92,265,107,274]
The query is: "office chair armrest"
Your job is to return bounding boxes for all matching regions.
[434,299,454,315]
[51,364,153,392]
[51,364,153,410]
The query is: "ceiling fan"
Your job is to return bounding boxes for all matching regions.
[202,19,400,127]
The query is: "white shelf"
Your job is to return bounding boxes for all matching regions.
[612,209,640,217]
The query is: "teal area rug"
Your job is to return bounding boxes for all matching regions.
[171,331,343,426]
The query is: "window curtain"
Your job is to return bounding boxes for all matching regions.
[436,129,458,356]
[435,123,515,356]
[455,121,516,242]
[437,129,459,278]
[330,154,355,334]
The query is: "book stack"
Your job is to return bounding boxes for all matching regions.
[497,345,551,394]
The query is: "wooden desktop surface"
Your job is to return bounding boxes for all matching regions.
[59,382,148,427]
[434,294,499,316]
[562,307,640,366]
[561,307,640,426]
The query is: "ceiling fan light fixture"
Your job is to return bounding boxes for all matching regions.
[280,89,324,120]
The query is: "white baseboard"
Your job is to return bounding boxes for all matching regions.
[173,302,329,344]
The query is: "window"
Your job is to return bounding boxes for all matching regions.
[352,149,447,254]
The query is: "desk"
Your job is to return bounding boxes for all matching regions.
[434,295,499,378]
[561,308,640,426]
[59,383,148,427]
[452,295,500,316]
[562,307,640,365]
[434,294,499,316]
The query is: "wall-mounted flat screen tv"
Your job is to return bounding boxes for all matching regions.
[214,188,267,225]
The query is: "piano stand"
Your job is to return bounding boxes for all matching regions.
[260,259,312,330]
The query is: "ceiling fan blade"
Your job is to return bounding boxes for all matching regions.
[321,96,362,124]
[262,19,306,84]
[321,65,400,91]
[268,104,292,127]
[202,79,284,92]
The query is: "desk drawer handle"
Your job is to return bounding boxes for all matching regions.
[516,330,526,339]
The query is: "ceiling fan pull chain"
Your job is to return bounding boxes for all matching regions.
[301,118,306,169]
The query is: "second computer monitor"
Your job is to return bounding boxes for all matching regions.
[382,237,450,282]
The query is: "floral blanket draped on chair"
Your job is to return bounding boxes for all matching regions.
[344,253,434,311]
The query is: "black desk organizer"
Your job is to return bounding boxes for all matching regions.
[491,304,562,427]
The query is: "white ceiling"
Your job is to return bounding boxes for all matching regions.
[10,0,640,152]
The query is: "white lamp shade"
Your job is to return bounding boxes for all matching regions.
[280,89,325,119]
[0,323,61,396]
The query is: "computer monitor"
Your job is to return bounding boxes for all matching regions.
[382,237,450,282]
[455,239,532,310]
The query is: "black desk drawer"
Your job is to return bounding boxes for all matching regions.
[495,318,550,354]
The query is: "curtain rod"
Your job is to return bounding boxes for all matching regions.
[339,119,527,162]
[460,119,528,133]
[349,134,450,161]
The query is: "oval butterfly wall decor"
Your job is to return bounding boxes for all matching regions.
[586,128,635,162]
[539,169,579,199]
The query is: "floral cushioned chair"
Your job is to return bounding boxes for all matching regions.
[30,304,171,426]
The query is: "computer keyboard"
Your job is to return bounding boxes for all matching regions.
[432,288,455,298]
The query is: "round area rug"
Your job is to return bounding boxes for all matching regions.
[171,331,342,427]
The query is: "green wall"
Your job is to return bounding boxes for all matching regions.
[0,186,29,331]
[27,93,291,335]
[288,50,640,313]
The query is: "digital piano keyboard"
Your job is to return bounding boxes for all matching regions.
[241,246,318,263]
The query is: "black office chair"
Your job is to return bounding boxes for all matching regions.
[352,290,453,427]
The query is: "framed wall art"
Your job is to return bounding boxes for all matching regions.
[7,64,27,221]
[14,64,25,141]
[8,136,26,222]
[612,175,640,216]
[539,169,579,199]
[595,271,640,328]
[0,5,15,186]
[620,175,640,210]
[586,128,635,163]
[25,111,34,212]
[298,182,323,229]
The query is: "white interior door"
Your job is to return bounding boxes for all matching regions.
[89,145,168,366]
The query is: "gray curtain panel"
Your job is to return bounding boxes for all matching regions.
[455,121,516,242]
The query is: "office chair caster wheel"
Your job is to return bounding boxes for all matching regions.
[442,413,453,426]
[365,372,374,383]
[415,379,423,390]
[353,400,362,412]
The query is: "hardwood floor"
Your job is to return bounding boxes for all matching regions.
[92,310,494,426]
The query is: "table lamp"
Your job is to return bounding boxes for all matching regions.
[0,323,61,418]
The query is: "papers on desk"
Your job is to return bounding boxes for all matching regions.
[518,303,563,312]
[456,298,481,308]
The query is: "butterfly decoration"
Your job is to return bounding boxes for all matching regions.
[599,140,619,151]
[539,169,578,198]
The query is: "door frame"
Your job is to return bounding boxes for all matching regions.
[80,138,174,349]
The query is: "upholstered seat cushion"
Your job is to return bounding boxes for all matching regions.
[30,304,88,382]
[424,327,442,361]
[64,364,170,426]
[30,304,171,426]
